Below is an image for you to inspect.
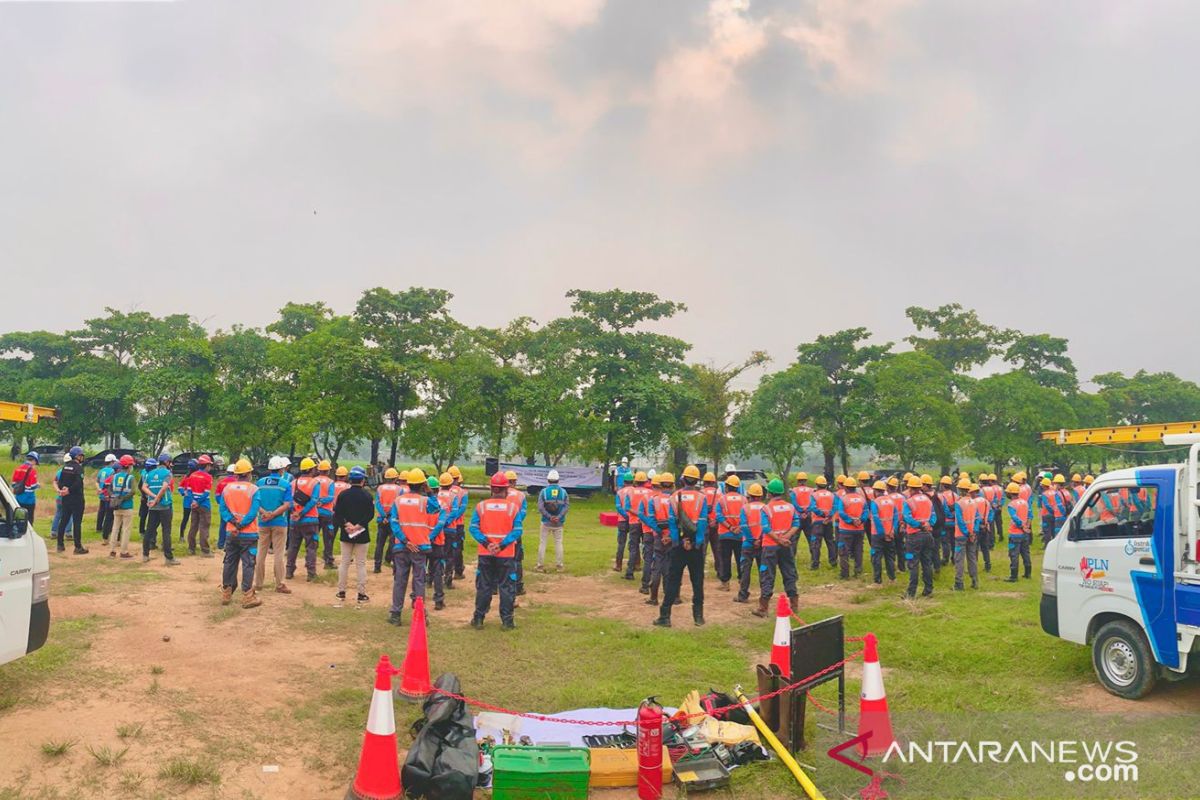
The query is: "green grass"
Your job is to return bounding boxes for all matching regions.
[0,616,105,714]
[115,722,144,740]
[86,744,128,767]
[39,738,76,758]
[157,757,220,787]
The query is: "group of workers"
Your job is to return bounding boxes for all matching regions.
[613,465,1099,622]
[8,450,573,630]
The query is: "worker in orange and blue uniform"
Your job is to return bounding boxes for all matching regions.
[373,468,404,575]
[613,471,637,573]
[636,473,669,599]
[868,480,898,584]
[388,469,447,626]
[952,479,980,590]
[313,460,337,570]
[713,474,746,592]
[807,476,837,570]
[652,465,709,629]
[789,473,813,559]
[751,479,799,618]
[1004,482,1032,582]
[287,458,323,582]
[255,456,294,594]
[834,477,868,579]
[902,476,937,598]
[446,465,469,583]
[219,459,262,609]
[973,478,994,572]
[621,471,649,581]
[1041,475,1069,545]
[469,472,524,630]
[736,482,768,603]
[886,476,907,572]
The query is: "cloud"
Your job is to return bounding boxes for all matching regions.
[779,0,914,94]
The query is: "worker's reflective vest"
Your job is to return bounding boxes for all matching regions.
[1042,489,1066,520]
[871,499,897,539]
[702,486,719,525]
[715,491,746,537]
[474,497,521,558]
[955,496,978,540]
[763,499,796,549]
[903,494,934,535]
[629,485,652,525]
[838,494,867,532]
[333,480,350,506]
[376,483,402,522]
[790,485,813,517]
[671,488,706,540]
[1098,491,1121,523]
[392,494,438,549]
[653,490,672,530]
[740,500,767,548]
[314,475,335,516]
[811,489,835,522]
[1018,483,1032,504]
[293,476,320,522]
[1007,499,1031,537]
[889,491,905,519]
[973,496,990,528]
[615,485,635,521]
[222,482,260,536]
[938,490,957,522]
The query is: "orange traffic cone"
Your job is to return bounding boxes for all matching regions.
[397,596,432,701]
[769,594,792,678]
[346,655,403,800]
[857,632,896,757]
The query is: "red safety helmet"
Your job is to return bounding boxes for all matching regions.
[197,455,213,466]
[118,455,135,467]
[490,472,509,488]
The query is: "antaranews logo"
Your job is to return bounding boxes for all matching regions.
[828,733,1139,784]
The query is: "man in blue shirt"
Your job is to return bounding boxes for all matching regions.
[107,456,137,558]
[141,454,180,565]
[255,456,294,594]
[95,454,117,542]
[535,470,570,572]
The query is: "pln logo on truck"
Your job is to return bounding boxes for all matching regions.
[1079,556,1108,579]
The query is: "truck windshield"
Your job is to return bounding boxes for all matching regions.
[1075,485,1157,540]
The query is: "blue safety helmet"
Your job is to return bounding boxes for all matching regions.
[68,446,84,458]
[158,452,172,463]
[144,458,159,468]
[26,451,39,463]
[187,459,199,469]
[348,466,367,481]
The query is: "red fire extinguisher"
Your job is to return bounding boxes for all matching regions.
[637,697,664,800]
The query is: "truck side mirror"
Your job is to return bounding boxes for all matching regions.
[12,506,28,536]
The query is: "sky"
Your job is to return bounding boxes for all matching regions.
[3,0,1199,390]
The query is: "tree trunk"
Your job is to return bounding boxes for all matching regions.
[603,427,614,494]
[671,444,688,476]
[823,446,835,481]
[370,438,380,467]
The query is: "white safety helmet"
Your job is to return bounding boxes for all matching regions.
[647,469,657,480]
[267,456,284,471]
[104,453,118,463]
[724,463,736,474]
[226,463,237,474]
[621,456,629,464]
[547,469,560,482]
[279,456,291,468]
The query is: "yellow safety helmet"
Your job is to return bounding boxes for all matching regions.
[317,459,331,472]
[398,469,410,483]
[857,470,870,482]
[1071,473,1082,482]
[1040,476,1052,487]
[682,464,701,481]
[886,476,899,488]
[1013,471,1027,482]
[634,470,648,483]
[1084,475,1095,485]
[747,482,764,498]
[335,466,348,478]
[233,458,253,475]
[383,467,400,480]
[299,457,316,471]
[920,474,933,486]
[794,471,808,483]
[702,471,717,483]
[970,483,980,492]
[448,465,463,479]
[940,476,953,486]
[504,470,518,481]
[1053,474,1066,484]
[658,472,675,485]
[843,477,859,488]
[835,475,846,485]
[957,478,971,490]
[1005,482,1020,495]
[439,472,453,487]
[408,468,428,485]
[984,473,995,481]
[906,476,923,489]
[814,476,828,487]
[873,480,886,491]
[725,475,741,488]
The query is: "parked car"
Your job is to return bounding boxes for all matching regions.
[29,445,67,465]
[170,452,227,475]
[728,468,769,486]
[84,448,143,469]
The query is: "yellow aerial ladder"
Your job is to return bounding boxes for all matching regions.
[1040,421,1200,446]
[0,402,59,425]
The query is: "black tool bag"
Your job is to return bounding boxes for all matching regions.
[402,673,479,799]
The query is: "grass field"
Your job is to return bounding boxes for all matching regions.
[1,458,1198,799]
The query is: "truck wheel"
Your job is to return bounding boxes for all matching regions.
[1091,619,1158,699]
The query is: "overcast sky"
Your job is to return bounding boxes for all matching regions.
[3,0,1198,389]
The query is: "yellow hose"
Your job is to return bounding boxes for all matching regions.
[734,685,826,800]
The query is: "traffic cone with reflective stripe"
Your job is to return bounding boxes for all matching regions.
[346,655,402,800]
[769,594,792,678]
[857,632,896,757]
[397,596,432,701]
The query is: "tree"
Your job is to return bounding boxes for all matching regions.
[473,317,534,458]
[208,327,295,462]
[128,315,215,455]
[962,371,1077,473]
[795,328,891,475]
[403,331,488,472]
[1004,333,1077,392]
[688,352,770,472]
[562,289,690,486]
[905,303,1012,375]
[732,364,825,478]
[513,320,598,466]
[853,352,966,472]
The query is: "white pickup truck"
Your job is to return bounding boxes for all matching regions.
[1040,435,1200,698]
[0,475,51,666]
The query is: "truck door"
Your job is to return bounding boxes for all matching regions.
[0,481,35,664]
[1056,482,1159,646]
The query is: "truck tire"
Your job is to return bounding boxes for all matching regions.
[1091,619,1158,699]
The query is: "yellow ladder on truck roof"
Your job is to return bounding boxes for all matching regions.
[1039,421,1200,445]
[0,401,60,425]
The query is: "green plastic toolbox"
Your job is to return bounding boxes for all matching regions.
[492,745,591,800]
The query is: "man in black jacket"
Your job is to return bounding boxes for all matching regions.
[334,466,375,605]
[56,447,88,554]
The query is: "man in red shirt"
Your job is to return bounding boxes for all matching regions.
[185,455,216,556]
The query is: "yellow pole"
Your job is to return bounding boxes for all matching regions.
[734,685,826,800]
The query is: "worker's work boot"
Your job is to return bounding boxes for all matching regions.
[971,578,978,589]
[646,587,658,606]
[388,611,403,626]
[652,616,671,628]
[693,611,705,627]
[276,584,291,594]
[787,594,799,612]
[751,597,769,618]
[614,555,623,572]
[242,589,262,609]
[220,587,233,606]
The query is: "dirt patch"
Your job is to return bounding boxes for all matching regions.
[1056,679,1200,716]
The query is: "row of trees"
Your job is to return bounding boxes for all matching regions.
[2,291,1198,479]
